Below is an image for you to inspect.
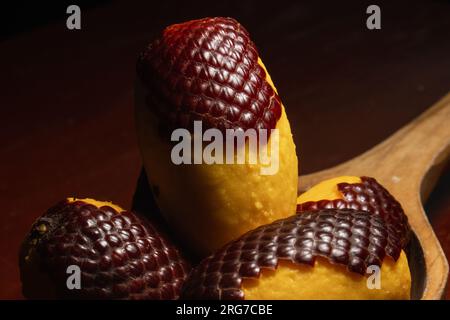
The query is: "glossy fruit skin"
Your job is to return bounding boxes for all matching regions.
[181,208,407,300]
[137,17,282,138]
[135,17,298,257]
[297,176,410,251]
[19,200,190,299]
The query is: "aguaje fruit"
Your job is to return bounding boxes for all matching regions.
[135,17,298,256]
[297,176,410,248]
[19,198,190,299]
[181,208,411,300]
[181,178,412,299]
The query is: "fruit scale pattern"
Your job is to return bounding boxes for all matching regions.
[137,17,282,137]
[20,200,190,299]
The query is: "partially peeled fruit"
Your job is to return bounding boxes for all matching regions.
[181,176,411,300]
[135,17,298,257]
[297,176,410,249]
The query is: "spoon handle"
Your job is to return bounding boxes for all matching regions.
[300,92,450,196]
[299,92,450,300]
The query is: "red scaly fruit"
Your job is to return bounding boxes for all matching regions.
[19,199,190,299]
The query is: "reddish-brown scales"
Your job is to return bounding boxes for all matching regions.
[181,209,406,300]
[137,17,282,136]
[19,200,190,299]
[297,177,410,254]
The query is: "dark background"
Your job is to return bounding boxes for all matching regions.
[0,0,449,299]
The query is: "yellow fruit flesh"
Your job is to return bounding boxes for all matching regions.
[67,197,124,213]
[243,252,411,300]
[135,59,298,256]
[297,176,361,204]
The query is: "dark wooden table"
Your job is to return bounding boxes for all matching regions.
[1,0,449,299]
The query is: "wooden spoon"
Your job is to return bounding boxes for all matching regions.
[298,92,450,299]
